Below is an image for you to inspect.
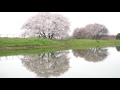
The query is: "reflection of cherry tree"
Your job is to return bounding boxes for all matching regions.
[72,48,108,62]
[21,50,70,78]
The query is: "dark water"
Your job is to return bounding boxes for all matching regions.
[0,47,120,78]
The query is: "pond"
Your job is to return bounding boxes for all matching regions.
[0,46,120,78]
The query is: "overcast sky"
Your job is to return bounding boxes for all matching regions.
[0,12,120,36]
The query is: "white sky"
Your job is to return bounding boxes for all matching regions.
[0,12,120,35]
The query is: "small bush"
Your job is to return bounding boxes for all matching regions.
[116,33,120,39]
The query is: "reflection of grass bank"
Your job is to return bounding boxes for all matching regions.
[0,44,120,57]
[0,38,120,56]
[0,45,96,56]
[0,48,61,56]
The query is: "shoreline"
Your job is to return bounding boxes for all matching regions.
[0,38,120,51]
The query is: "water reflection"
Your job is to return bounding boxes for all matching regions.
[116,46,120,51]
[72,47,108,62]
[21,50,70,78]
[1,47,120,78]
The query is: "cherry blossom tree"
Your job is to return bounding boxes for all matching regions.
[72,23,108,39]
[21,12,70,39]
[72,27,87,39]
[85,23,109,39]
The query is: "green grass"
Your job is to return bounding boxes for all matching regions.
[0,38,120,48]
[65,39,120,46]
[0,38,120,56]
[0,38,63,47]
[0,43,118,57]
[0,38,120,49]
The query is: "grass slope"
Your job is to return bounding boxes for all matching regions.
[0,38,120,48]
[0,38,120,56]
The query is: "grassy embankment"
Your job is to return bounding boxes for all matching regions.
[0,38,120,56]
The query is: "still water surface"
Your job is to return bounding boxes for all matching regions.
[0,47,120,78]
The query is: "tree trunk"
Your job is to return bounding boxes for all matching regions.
[48,33,51,39]
[50,33,54,39]
[43,32,46,38]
